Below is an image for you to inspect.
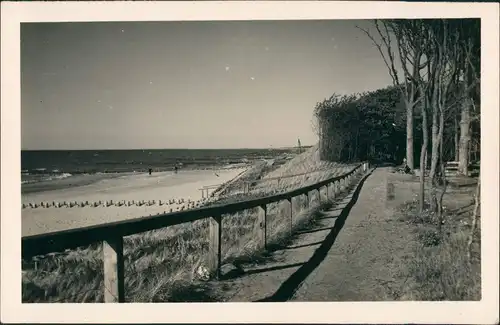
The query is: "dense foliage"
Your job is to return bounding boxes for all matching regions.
[314,81,480,166]
[314,86,409,164]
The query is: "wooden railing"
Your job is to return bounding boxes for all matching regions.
[22,162,369,303]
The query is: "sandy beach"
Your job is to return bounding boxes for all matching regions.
[22,168,246,236]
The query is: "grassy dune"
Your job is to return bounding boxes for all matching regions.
[22,146,357,303]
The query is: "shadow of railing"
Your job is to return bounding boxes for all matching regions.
[255,168,375,302]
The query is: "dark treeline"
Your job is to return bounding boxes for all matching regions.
[314,81,480,167]
[314,86,407,164]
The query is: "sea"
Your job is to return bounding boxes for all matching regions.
[21,148,297,185]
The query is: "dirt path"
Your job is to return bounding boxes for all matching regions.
[212,167,416,301]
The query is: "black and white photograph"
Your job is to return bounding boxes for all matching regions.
[1,1,498,324]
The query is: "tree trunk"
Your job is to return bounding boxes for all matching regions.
[406,100,414,170]
[430,103,440,180]
[419,98,429,213]
[429,98,440,212]
[425,142,430,173]
[437,105,447,235]
[468,125,473,163]
[459,77,472,176]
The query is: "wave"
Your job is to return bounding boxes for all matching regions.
[21,172,74,185]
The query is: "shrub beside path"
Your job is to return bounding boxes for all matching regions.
[213,167,416,301]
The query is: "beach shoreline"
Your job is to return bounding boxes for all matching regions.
[22,167,248,236]
[21,163,251,194]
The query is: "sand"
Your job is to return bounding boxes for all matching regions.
[22,168,246,237]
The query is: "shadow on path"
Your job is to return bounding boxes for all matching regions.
[295,227,335,235]
[244,262,306,276]
[255,168,375,302]
[317,215,339,220]
[285,241,324,250]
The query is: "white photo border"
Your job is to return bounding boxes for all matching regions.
[1,1,499,324]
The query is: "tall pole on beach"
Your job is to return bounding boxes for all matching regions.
[297,137,302,154]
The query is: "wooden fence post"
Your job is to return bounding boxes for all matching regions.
[304,192,309,209]
[257,205,267,250]
[103,236,125,303]
[386,181,395,201]
[209,215,222,279]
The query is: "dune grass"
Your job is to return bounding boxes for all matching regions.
[22,146,357,303]
[397,187,481,301]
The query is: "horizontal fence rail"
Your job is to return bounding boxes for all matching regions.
[22,162,369,302]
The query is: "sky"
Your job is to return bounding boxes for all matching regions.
[21,20,394,150]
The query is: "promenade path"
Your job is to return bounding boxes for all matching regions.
[215,167,416,301]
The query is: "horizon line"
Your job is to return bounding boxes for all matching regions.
[21,145,315,151]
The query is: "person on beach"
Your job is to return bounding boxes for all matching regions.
[148,168,152,175]
[174,165,178,174]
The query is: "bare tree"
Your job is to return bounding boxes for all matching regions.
[426,20,480,221]
[419,84,429,213]
[427,20,462,216]
[358,20,428,171]
[362,19,479,218]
